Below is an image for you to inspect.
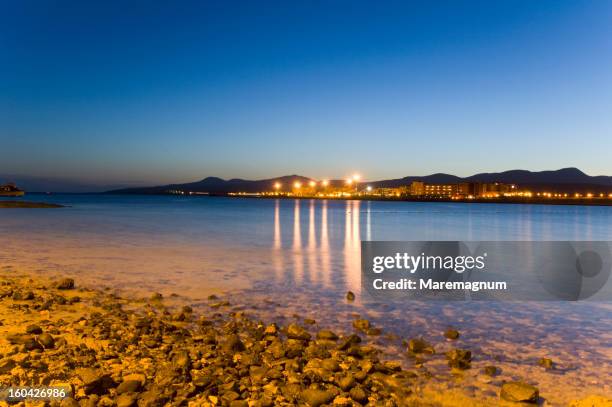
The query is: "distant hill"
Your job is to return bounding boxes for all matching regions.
[107,175,315,194]
[107,168,612,195]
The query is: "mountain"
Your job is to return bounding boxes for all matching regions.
[107,175,314,194]
[107,168,612,195]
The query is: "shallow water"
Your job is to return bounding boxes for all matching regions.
[1,195,611,403]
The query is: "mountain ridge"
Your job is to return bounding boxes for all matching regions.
[107,168,612,195]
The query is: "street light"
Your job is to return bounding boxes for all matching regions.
[274,182,281,190]
[309,181,316,187]
[352,174,361,182]
[346,179,353,186]
[366,186,372,192]
[294,182,302,189]
[322,180,329,187]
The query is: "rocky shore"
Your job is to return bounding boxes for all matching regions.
[0,274,609,406]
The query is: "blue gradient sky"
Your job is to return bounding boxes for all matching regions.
[1,0,611,186]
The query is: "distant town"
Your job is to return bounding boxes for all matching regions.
[222,175,612,203]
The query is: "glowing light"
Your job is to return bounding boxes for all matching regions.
[294,182,302,189]
[366,186,372,192]
[352,174,361,181]
[346,179,353,186]
[274,182,281,190]
[309,181,316,187]
[322,180,329,187]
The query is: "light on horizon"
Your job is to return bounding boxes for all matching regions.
[352,174,361,182]
[294,182,302,189]
[346,179,353,185]
[309,181,316,187]
[274,182,281,190]
[366,185,372,192]
[322,180,329,187]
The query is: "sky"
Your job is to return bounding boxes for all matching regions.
[1,0,611,188]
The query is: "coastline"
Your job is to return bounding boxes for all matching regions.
[0,270,610,406]
[0,201,64,209]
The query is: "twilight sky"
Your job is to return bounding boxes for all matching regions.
[1,0,611,187]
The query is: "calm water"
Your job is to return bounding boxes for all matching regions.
[1,194,611,402]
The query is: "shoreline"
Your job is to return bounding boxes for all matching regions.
[0,201,64,208]
[0,271,609,406]
[102,193,612,207]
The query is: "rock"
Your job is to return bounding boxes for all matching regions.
[77,368,116,395]
[316,330,339,340]
[352,319,370,331]
[338,375,356,391]
[116,393,139,407]
[303,318,316,325]
[117,380,142,394]
[60,398,79,407]
[264,323,278,336]
[500,382,539,403]
[223,334,245,353]
[0,358,16,374]
[349,386,368,403]
[38,333,55,349]
[538,357,554,370]
[23,337,44,351]
[408,338,434,354]
[56,278,75,289]
[346,291,355,301]
[150,292,163,301]
[338,334,361,350]
[26,324,43,334]
[483,365,498,376]
[444,328,460,340]
[446,349,471,370]
[301,388,335,406]
[287,323,311,341]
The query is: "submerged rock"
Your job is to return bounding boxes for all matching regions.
[500,382,539,403]
[446,348,472,369]
[444,328,460,340]
[538,357,554,370]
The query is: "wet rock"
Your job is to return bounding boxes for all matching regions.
[38,333,55,349]
[150,292,163,301]
[346,291,355,301]
[338,334,361,350]
[366,327,382,336]
[446,348,471,370]
[0,358,16,374]
[287,323,311,340]
[349,386,368,403]
[500,382,539,403]
[303,318,316,325]
[301,388,336,406]
[264,323,278,336]
[223,334,245,353]
[444,328,460,340]
[26,324,43,334]
[352,319,370,331]
[407,338,434,354]
[77,368,117,395]
[56,278,75,290]
[23,337,44,351]
[338,375,356,391]
[316,330,339,341]
[117,380,143,394]
[538,357,554,370]
[483,365,499,376]
[116,393,139,407]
